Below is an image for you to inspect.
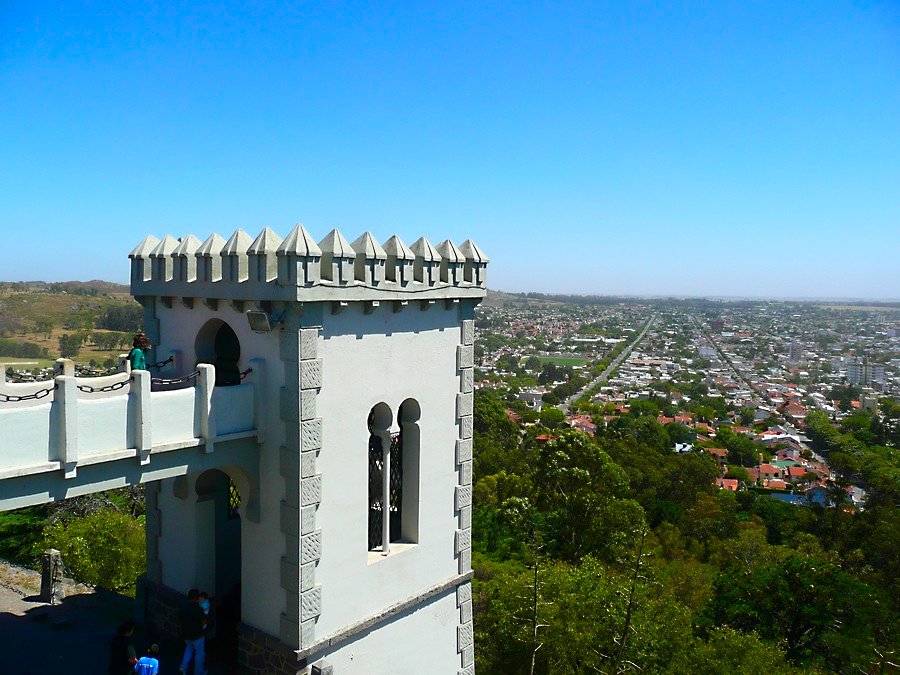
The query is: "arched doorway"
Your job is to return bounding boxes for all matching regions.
[195,319,242,386]
[194,468,242,669]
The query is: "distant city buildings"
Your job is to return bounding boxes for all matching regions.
[847,359,885,386]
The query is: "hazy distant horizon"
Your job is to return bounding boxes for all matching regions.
[3,276,898,305]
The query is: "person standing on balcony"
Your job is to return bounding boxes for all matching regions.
[128,333,151,371]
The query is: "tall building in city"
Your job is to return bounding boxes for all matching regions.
[847,358,885,386]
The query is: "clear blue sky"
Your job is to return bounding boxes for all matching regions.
[1,1,898,298]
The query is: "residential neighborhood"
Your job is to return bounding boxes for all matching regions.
[473,295,899,509]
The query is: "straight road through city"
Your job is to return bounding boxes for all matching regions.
[559,314,656,414]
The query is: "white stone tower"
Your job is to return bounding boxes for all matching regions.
[129,225,488,674]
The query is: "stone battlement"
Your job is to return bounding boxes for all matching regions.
[130,225,488,303]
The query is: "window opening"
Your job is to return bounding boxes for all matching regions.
[227,478,241,520]
[367,415,384,550]
[389,430,403,542]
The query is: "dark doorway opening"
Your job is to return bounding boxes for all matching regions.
[195,320,242,386]
[194,469,242,670]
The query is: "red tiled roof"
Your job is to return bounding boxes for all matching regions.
[716,477,739,491]
[704,447,728,458]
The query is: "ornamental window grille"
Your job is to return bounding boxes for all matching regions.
[367,431,383,550]
[227,478,241,520]
[389,430,403,542]
[367,406,404,551]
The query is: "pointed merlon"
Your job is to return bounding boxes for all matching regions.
[172,235,202,257]
[149,235,180,258]
[383,235,414,260]
[277,224,322,257]
[248,227,283,254]
[350,231,387,260]
[221,229,253,255]
[319,228,356,258]
[129,235,160,259]
[459,239,489,263]
[436,239,465,263]
[410,236,440,261]
[196,233,226,257]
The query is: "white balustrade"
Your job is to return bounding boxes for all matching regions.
[0,362,261,481]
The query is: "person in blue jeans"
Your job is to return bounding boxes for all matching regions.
[134,644,160,675]
[179,588,207,674]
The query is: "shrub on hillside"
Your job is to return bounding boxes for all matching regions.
[42,510,145,594]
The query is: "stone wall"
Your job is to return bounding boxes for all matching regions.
[238,622,308,675]
[136,575,183,639]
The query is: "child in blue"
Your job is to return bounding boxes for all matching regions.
[134,644,160,674]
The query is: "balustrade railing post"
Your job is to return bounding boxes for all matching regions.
[118,353,131,374]
[54,358,74,378]
[132,370,152,465]
[197,364,216,453]
[249,357,266,443]
[55,370,78,479]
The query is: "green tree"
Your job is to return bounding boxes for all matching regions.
[58,333,82,358]
[532,430,645,561]
[707,546,882,668]
[538,407,565,428]
[739,406,757,427]
[42,510,145,593]
[35,318,54,339]
[523,356,542,371]
[473,389,519,478]
[726,465,750,483]
[630,399,660,418]
[667,627,800,675]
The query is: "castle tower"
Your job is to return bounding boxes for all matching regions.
[129,225,487,674]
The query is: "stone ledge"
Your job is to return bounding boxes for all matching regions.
[295,570,475,662]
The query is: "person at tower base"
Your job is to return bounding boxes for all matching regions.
[179,588,207,675]
[134,644,160,675]
[107,619,138,675]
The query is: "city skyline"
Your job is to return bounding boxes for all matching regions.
[1,2,898,298]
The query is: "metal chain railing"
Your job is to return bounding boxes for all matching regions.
[0,383,58,403]
[240,368,253,380]
[151,370,200,386]
[76,376,133,394]
[149,355,174,370]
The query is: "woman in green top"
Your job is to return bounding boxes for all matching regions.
[128,333,151,371]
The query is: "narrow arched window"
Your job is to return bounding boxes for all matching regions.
[367,403,392,551]
[368,401,420,554]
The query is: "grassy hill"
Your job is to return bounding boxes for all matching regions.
[0,281,140,370]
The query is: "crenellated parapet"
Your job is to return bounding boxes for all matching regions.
[129,225,489,303]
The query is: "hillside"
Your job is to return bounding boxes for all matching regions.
[0,280,140,370]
